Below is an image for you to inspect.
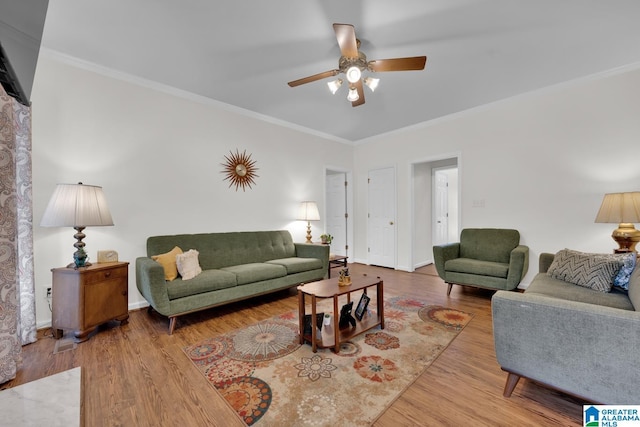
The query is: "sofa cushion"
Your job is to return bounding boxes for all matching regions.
[628,264,640,311]
[445,258,509,278]
[176,249,202,280]
[526,272,634,311]
[147,231,297,270]
[151,246,183,281]
[458,228,520,264]
[220,263,287,285]
[547,249,621,293]
[266,257,323,274]
[167,269,237,300]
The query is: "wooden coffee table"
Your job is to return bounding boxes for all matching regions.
[297,274,384,353]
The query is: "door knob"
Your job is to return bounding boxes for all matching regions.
[390,221,394,225]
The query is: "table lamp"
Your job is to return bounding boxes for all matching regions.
[41,182,114,267]
[594,191,640,253]
[297,201,320,243]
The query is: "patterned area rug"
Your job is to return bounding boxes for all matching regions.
[183,294,473,426]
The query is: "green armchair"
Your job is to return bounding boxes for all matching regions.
[433,228,529,295]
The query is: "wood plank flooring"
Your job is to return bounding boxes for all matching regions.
[3,263,584,426]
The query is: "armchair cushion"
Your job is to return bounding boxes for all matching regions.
[445,258,509,278]
[459,228,520,263]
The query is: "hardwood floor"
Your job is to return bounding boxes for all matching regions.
[3,264,584,426]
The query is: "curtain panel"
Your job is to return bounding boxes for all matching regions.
[0,86,36,385]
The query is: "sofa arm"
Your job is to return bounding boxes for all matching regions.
[432,243,460,280]
[505,245,529,289]
[295,243,330,277]
[539,252,555,273]
[492,291,640,404]
[135,257,171,315]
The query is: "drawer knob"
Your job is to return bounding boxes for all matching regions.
[104,272,111,278]
[122,290,127,296]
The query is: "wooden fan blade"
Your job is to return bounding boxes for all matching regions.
[288,70,340,87]
[333,23,358,58]
[368,56,427,72]
[351,79,365,107]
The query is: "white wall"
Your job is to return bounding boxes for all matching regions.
[30,54,640,327]
[30,55,353,327]
[353,66,640,282]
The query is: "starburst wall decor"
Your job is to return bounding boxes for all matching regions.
[221,149,259,191]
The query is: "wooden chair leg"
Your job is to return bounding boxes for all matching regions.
[446,283,453,296]
[168,317,177,335]
[503,372,521,397]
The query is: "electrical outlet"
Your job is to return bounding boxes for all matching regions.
[46,287,52,299]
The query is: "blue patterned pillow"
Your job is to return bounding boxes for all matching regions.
[613,253,637,291]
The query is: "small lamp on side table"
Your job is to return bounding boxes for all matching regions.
[595,191,640,253]
[297,201,320,244]
[40,182,114,268]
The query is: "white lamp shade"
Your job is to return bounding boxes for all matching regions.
[41,183,114,227]
[297,201,320,221]
[595,192,640,224]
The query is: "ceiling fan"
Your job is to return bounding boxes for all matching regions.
[288,23,427,107]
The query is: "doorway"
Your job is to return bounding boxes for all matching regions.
[411,156,460,271]
[368,167,396,268]
[433,166,459,246]
[325,169,353,259]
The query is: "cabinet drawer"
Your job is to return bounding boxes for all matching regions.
[83,265,128,285]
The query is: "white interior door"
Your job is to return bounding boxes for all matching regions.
[434,170,449,246]
[326,173,347,256]
[368,167,396,268]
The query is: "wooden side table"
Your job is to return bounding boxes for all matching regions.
[328,254,348,277]
[51,261,129,342]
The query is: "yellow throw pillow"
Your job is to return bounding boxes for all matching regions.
[152,246,183,281]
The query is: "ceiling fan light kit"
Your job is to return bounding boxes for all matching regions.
[346,66,362,83]
[288,23,427,107]
[364,77,379,92]
[327,78,343,94]
[347,87,360,102]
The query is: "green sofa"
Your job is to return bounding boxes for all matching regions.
[136,230,329,334]
[433,228,529,295]
[492,252,640,403]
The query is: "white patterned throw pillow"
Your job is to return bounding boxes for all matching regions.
[176,249,202,280]
[547,249,623,293]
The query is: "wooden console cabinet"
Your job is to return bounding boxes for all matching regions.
[52,261,129,342]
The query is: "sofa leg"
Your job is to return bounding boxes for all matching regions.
[503,372,521,397]
[446,283,453,296]
[168,317,177,335]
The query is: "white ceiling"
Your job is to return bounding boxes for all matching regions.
[40,0,640,143]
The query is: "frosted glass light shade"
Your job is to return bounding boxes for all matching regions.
[347,87,359,102]
[364,77,379,92]
[346,66,361,84]
[327,79,343,94]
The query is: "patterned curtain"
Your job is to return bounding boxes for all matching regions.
[0,86,36,384]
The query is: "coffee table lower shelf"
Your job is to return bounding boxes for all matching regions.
[301,312,382,351]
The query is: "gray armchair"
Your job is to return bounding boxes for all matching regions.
[433,228,529,295]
